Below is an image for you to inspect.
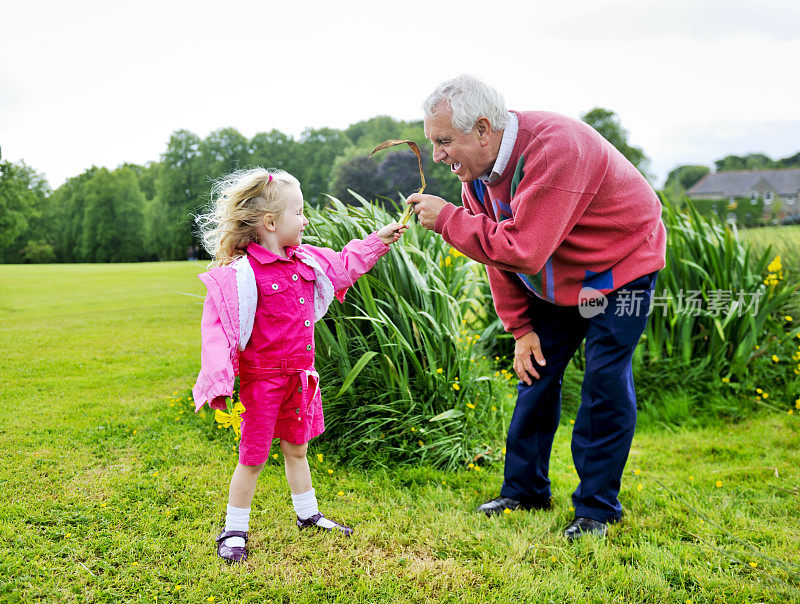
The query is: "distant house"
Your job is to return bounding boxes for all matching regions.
[687,168,800,224]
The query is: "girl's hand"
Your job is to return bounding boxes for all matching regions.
[377,222,408,245]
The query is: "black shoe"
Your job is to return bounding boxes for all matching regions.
[477,496,551,517]
[563,517,607,541]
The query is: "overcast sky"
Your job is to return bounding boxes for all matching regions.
[2,0,799,189]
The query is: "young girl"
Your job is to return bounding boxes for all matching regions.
[192,168,406,563]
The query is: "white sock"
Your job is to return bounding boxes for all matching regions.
[223,505,250,548]
[291,489,337,529]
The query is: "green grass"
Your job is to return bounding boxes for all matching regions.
[741,225,800,259]
[2,262,800,603]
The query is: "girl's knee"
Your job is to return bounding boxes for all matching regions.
[238,462,266,474]
[280,440,308,459]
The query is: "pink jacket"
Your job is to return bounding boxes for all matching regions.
[192,234,389,411]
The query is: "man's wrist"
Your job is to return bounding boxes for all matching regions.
[433,203,457,233]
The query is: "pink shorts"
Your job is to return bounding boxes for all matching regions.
[237,373,324,465]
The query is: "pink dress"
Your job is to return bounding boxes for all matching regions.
[193,234,390,465]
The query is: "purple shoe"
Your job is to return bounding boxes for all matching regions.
[215,530,248,564]
[296,512,353,537]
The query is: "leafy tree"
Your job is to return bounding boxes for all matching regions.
[47,168,99,262]
[250,130,297,173]
[581,108,651,179]
[776,151,800,169]
[665,165,711,192]
[0,159,50,262]
[79,167,145,262]
[330,152,389,205]
[715,153,774,171]
[344,116,405,149]
[294,127,351,203]
[156,130,206,259]
[201,128,250,179]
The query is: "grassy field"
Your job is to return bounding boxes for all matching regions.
[741,224,800,258]
[2,262,800,603]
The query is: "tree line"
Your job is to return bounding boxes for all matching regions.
[4,108,794,264]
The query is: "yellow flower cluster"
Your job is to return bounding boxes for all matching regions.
[764,255,784,287]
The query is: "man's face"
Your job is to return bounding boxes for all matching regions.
[424,104,493,183]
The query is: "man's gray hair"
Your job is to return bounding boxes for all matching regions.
[423,75,509,133]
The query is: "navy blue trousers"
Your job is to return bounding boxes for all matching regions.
[499,272,657,523]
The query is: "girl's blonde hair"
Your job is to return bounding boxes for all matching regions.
[196,168,300,267]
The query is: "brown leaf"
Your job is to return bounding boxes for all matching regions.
[370,139,426,194]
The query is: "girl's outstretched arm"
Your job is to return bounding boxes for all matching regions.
[301,223,406,300]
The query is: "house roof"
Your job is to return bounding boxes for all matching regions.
[687,168,800,198]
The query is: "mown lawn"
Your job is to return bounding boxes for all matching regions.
[1,262,799,603]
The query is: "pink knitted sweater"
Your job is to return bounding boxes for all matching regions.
[433,110,667,338]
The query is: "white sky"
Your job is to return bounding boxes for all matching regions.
[1,0,799,189]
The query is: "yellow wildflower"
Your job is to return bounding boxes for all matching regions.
[715,480,723,488]
[207,597,215,602]
[551,556,557,563]
[492,406,498,411]
[569,419,575,425]
[790,409,795,415]
[795,399,800,409]
[453,383,460,390]
[762,392,769,399]
[634,469,641,476]
[436,368,443,374]
[445,256,452,267]
[338,491,344,496]
[328,469,333,474]
[214,402,246,438]
[569,506,575,512]
[637,484,643,491]
[749,562,758,568]
[756,388,763,394]
[411,427,416,432]
[771,355,779,363]
[786,316,794,322]
[721,377,730,383]
[418,440,424,447]
[503,509,511,515]
[466,403,476,409]
[317,453,323,462]
[768,255,781,273]
[502,447,506,454]
[468,463,475,469]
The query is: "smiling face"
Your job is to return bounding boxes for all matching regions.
[423,103,498,182]
[273,185,308,248]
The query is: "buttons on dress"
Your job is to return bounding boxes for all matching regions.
[271,283,279,290]
[304,320,310,327]
[292,274,298,281]
[306,344,312,351]
[299,297,305,304]
[297,386,303,393]
[295,408,300,414]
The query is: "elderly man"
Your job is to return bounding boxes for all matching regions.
[408,75,666,540]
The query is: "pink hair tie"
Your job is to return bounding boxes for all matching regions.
[267,174,273,183]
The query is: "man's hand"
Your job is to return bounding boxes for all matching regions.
[513,330,547,385]
[406,193,448,230]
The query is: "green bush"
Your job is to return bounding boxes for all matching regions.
[636,198,799,411]
[303,192,512,469]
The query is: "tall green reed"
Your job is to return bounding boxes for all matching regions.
[305,193,509,469]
